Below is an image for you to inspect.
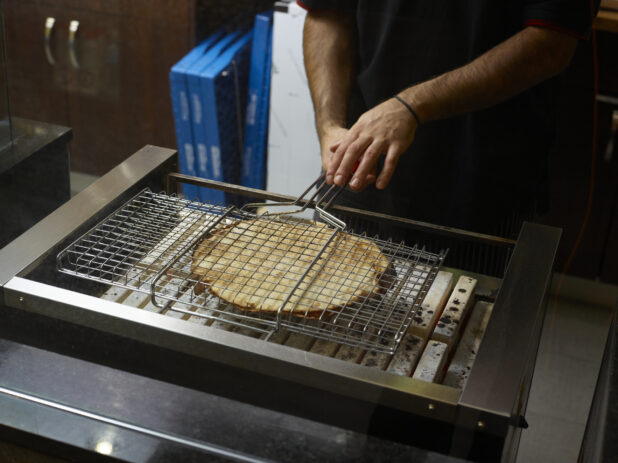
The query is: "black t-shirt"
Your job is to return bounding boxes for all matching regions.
[298,0,596,234]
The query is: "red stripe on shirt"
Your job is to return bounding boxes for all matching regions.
[296,0,311,11]
[523,19,587,40]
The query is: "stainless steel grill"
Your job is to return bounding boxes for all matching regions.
[0,146,568,462]
[56,189,445,353]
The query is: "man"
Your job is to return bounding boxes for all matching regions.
[299,0,597,246]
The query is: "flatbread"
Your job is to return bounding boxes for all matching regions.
[190,218,390,317]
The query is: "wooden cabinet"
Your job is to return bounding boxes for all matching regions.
[4,2,71,129]
[3,0,196,175]
[3,0,272,176]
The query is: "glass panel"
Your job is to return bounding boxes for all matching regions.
[0,0,13,155]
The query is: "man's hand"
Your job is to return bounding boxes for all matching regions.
[319,125,348,172]
[304,1,578,195]
[324,26,577,192]
[320,125,378,186]
[327,97,418,191]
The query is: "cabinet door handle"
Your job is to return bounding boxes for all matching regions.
[44,17,55,66]
[69,20,80,69]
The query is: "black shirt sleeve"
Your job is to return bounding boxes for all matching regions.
[523,0,601,39]
[297,0,358,13]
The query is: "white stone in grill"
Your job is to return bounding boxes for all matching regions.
[413,340,448,383]
[284,333,315,351]
[361,349,391,370]
[386,333,425,376]
[310,338,339,357]
[443,301,494,389]
[432,275,477,348]
[335,344,365,363]
[408,271,454,339]
[123,289,151,309]
[96,209,486,384]
[100,286,127,301]
[266,328,289,344]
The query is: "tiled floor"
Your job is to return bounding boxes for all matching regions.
[516,279,616,462]
[602,329,618,462]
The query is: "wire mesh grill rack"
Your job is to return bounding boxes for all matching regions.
[57,189,446,354]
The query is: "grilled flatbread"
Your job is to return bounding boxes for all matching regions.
[191,218,390,318]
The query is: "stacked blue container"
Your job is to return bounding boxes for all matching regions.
[242,12,274,191]
[200,30,253,205]
[169,32,221,201]
[169,13,273,205]
[187,31,241,204]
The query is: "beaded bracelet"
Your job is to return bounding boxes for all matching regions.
[394,95,421,126]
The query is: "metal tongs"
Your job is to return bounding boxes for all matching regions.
[240,172,349,230]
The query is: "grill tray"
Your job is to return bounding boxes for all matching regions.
[57,189,445,353]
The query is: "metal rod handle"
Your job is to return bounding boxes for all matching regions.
[69,20,80,69]
[293,173,325,206]
[44,17,56,66]
[168,173,517,246]
[275,228,341,330]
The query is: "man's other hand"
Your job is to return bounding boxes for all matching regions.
[320,125,377,187]
[326,97,418,191]
[319,125,348,172]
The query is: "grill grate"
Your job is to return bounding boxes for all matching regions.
[57,189,446,353]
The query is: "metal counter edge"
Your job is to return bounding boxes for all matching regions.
[0,145,177,294]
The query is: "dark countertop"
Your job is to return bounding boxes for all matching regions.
[0,117,72,176]
[0,117,72,250]
[0,337,468,463]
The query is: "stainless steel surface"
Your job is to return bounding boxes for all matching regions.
[516,294,616,463]
[0,145,175,290]
[0,335,474,463]
[56,189,445,353]
[168,172,517,247]
[3,276,461,423]
[96,265,494,391]
[457,223,561,442]
[0,146,567,461]
[0,385,270,463]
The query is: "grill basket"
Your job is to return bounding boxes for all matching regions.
[57,189,446,353]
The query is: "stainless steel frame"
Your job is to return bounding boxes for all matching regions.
[0,146,561,461]
[169,172,518,247]
[55,188,445,353]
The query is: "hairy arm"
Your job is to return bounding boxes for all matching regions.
[303,10,367,177]
[329,26,578,191]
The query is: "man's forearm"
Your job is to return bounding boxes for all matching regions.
[303,10,356,138]
[400,26,577,123]
[328,25,578,190]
